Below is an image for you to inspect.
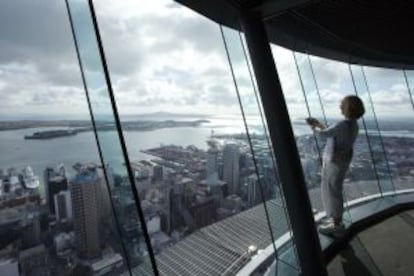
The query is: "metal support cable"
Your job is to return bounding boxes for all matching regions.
[64,1,133,274]
[403,70,414,110]
[239,32,285,204]
[361,66,395,192]
[293,52,323,166]
[348,64,383,196]
[239,32,300,270]
[219,25,279,260]
[307,54,328,126]
[85,0,158,273]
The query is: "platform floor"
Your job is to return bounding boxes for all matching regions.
[327,210,414,276]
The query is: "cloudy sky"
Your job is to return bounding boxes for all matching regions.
[0,0,413,121]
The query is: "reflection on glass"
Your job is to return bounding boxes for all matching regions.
[349,65,394,194]
[221,25,299,269]
[363,67,414,191]
[308,56,381,205]
[403,70,414,110]
[92,0,297,274]
[66,0,155,274]
[271,47,324,219]
[0,1,132,275]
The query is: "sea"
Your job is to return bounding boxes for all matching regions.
[0,114,413,184]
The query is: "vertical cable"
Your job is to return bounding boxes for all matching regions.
[87,0,158,273]
[348,64,383,196]
[403,70,414,110]
[239,31,300,271]
[307,54,328,126]
[293,52,323,167]
[361,66,395,192]
[64,1,133,275]
[220,25,280,265]
[239,31,284,202]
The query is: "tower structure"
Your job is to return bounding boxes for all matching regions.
[222,143,240,195]
[70,164,101,259]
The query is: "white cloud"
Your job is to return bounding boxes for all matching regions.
[0,0,412,120]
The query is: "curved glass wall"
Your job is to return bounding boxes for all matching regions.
[2,1,414,276]
[0,1,131,275]
[220,26,299,273]
[66,0,157,274]
[307,56,383,203]
[270,46,323,217]
[91,0,295,275]
[363,67,414,191]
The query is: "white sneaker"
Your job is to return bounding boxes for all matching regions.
[318,222,345,237]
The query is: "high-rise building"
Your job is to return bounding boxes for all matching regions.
[70,164,101,259]
[246,175,261,207]
[18,245,48,276]
[45,166,68,216]
[153,165,163,181]
[54,190,73,222]
[22,212,41,249]
[206,144,219,186]
[222,143,240,195]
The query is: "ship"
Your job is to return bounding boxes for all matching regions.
[22,166,40,189]
[24,129,77,140]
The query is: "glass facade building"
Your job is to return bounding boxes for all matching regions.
[0,0,413,275]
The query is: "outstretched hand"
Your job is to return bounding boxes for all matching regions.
[306,117,322,130]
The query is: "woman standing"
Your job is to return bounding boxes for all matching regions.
[306,95,365,235]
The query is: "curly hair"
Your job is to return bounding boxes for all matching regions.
[341,95,365,119]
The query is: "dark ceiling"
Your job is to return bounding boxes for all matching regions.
[176,0,414,69]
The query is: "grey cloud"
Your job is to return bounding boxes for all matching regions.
[0,0,75,65]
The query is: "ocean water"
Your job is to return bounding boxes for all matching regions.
[0,115,412,183]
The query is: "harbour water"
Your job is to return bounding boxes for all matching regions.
[0,115,412,187]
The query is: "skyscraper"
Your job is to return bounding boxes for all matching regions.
[206,140,219,186]
[153,165,163,182]
[45,166,68,216]
[246,175,261,207]
[223,143,240,195]
[53,190,72,222]
[70,164,101,259]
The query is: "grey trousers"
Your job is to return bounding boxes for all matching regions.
[321,160,350,220]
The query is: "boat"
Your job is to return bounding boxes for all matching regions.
[23,166,40,189]
[24,129,77,140]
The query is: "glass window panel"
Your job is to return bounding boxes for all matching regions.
[349,65,394,194]
[363,67,414,192]
[221,26,299,270]
[308,56,382,204]
[93,0,296,274]
[271,46,324,218]
[0,0,131,275]
[403,70,414,110]
[66,0,155,274]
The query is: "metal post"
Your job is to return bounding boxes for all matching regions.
[239,11,327,276]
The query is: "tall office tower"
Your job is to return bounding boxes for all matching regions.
[246,175,261,207]
[223,143,240,195]
[153,165,163,182]
[53,190,73,222]
[22,212,41,248]
[70,164,101,259]
[45,167,68,215]
[206,139,219,186]
[95,168,111,223]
